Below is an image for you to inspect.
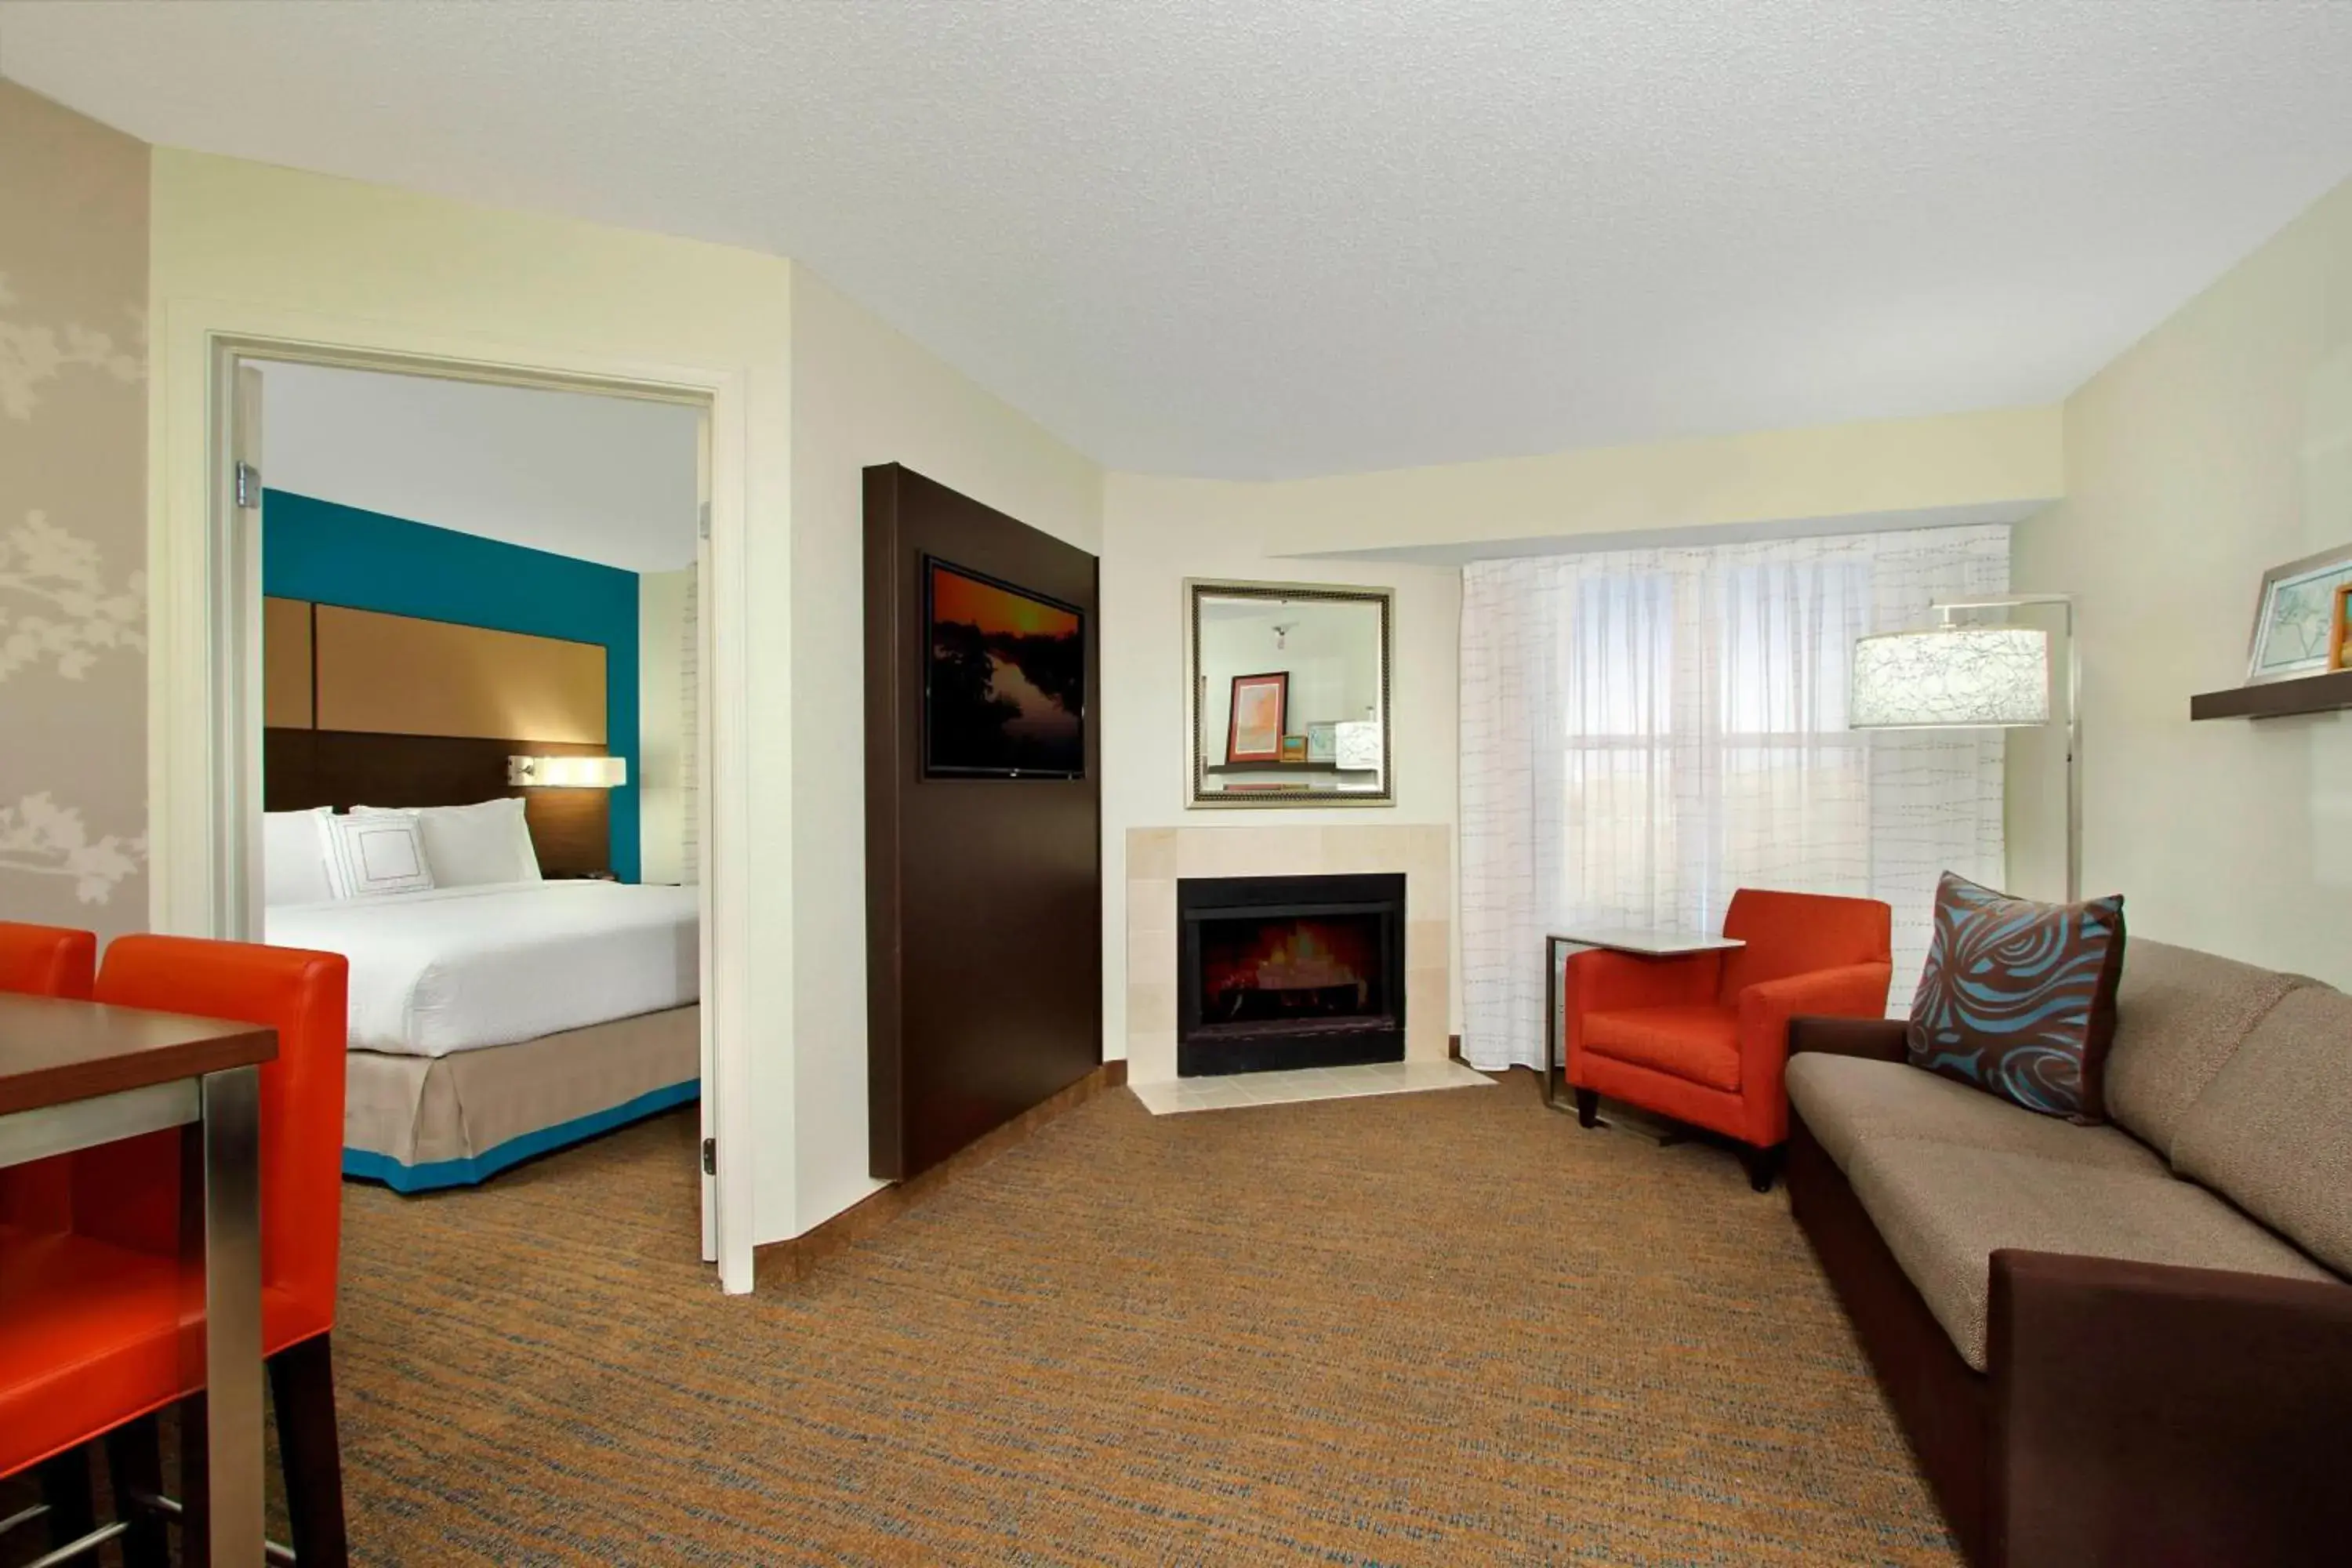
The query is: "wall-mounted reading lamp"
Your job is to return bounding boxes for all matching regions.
[507,754,628,789]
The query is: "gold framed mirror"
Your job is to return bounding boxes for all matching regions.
[1185,579,1394,808]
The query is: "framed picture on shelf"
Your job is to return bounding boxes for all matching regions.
[1333,719,1383,771]
[2333,582,2352,672]
[1225,672,1287,763]
[1305,721,1337,764]
[1279,735,1308,764]
[2246,543,2352,684]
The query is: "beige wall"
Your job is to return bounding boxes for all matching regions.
[2013,176,2352,986]
[0,82,149,934]
[786,263,1104,1233]
[1245,405,2063,557]
[1099,474,1465,1064]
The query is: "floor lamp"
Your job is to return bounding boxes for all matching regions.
[1849,593,2080,902]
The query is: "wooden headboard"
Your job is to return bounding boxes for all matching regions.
[262,597,613,877]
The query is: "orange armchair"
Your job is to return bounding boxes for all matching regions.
[1564,889,1891,1190]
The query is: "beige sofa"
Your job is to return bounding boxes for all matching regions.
[1784,938,2352,1567]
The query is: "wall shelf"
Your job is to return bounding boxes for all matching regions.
[2190,668,2352,720]
[1203,760,1374,775]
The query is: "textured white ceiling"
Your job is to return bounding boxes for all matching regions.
[259,362,700,574]
[7,2,2352,480]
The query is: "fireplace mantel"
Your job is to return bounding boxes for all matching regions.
[1125,824,1450,1086]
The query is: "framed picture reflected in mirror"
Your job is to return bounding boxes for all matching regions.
[1225,672,1287,763]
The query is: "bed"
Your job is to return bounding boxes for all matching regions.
[267,878,702,1192]
[256,598,702,1191]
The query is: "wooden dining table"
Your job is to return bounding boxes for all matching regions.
[0,992,278,1565]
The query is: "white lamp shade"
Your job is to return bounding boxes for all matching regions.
[508,754,628,788]
[1850,627,2050,728]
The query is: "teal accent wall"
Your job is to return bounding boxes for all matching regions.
[261,489,641,881]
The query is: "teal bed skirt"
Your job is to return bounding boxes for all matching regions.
[343,1078,700,1193]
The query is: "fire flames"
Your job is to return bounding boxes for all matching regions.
[1200,916,1378,1019]
[1249,926,1360,996]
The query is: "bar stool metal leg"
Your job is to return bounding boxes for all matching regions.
[32,1451,93,1553]
[103,1414,172,1568]
[201,1065,265,1568]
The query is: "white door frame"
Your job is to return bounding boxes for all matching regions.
[151,321,757,1294]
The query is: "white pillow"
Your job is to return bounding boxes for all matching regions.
[262,807,337,906]
[353,797,541,887]
[323,812,437,898]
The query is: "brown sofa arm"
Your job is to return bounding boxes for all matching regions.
[1786,1014,1908,1062]
[1988,1248,2352,1568]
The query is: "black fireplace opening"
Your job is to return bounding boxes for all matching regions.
[1178,872,1405,1076]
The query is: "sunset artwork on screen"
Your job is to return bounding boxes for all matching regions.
[924,557,1085,778]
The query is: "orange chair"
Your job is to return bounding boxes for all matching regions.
[1564,889,1892,1191]
[0,935,350,1568]
[1,1213,198,1564]
[0,921,97,1231]
[0,920,96,999]
[0,922,105,1559]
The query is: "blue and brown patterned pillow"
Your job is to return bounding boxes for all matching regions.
[1906,872,2127,1122]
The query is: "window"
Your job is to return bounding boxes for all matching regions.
[1459,528,2010,1071]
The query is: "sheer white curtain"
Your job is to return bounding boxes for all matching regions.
[1458,526,2009,1073]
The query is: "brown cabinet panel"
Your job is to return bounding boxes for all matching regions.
[865,464,1102,1181]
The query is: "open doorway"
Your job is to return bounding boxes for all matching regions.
[228,354,723,1266]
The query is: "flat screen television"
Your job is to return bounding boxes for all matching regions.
[923,555,1085,779]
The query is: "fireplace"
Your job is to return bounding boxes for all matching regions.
[1178,873,1405,1076]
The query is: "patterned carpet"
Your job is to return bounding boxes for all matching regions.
[8,1072,1961,1566]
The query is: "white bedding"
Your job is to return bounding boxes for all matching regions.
[265,881,699,1057]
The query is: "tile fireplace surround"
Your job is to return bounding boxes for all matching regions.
[1125,824,1451,1086]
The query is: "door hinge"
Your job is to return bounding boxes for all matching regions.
[697,501,712,541]
[701,1137,717,1175]
[234,461,261,510]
